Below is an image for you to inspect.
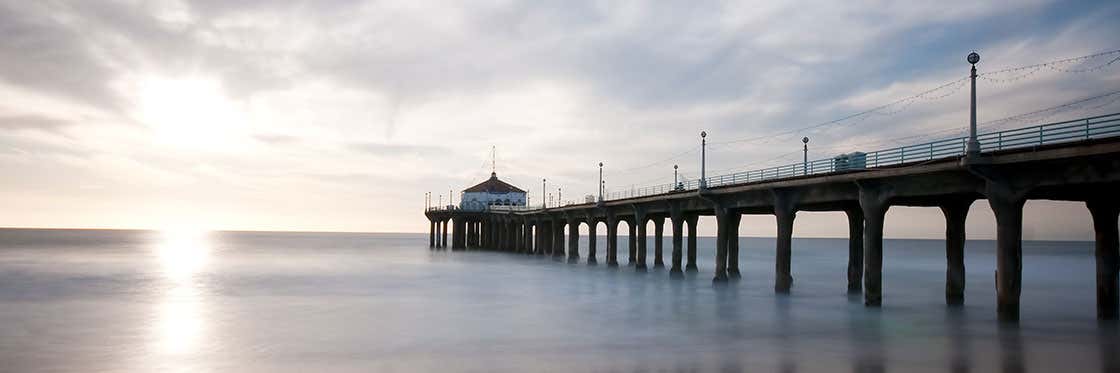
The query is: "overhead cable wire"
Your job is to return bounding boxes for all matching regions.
[710,76,969,146]
[709,49,1120,148]
[609,145,701,175]
[980,49,1120,76]
[979,88,1120,130]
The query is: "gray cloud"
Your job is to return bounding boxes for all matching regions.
[347,142,443,157]
[0,0,1116,236]
[0,115,71,133]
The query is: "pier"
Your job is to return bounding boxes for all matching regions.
[425,113,1120,322]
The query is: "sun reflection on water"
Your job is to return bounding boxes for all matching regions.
[150,229,212,357]
[156,229,212,281]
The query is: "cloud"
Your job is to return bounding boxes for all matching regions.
[347,142,442,157]
[0,0,1116,237]
[0,115,71,133]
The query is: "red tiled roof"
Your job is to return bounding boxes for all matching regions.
[463,173,525,193]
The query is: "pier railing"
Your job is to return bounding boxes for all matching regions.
[601,112,1120,202]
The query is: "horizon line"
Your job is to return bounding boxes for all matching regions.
[0,226,1095,242]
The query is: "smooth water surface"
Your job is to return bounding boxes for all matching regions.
[0,228,1116,372]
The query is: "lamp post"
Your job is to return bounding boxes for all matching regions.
[967,51,981,156]
[438,194,442,209]
[558,187,562,207]
[549,193,553,208]
[700,131,707,189]
[598,162,604,202]
[674,164,679,189]
[542,178,547,209]
[802,136,809,175]
[601,180,606,201]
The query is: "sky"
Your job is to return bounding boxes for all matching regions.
[0,0,1118,239]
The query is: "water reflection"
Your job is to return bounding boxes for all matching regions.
[1100,323,1119,372]
[150,230,211,356]
[4,231,1115,372]
[947,308,972,373]
[998,325,1025,373]
[850,306,885,373]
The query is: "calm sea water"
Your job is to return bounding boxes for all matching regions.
[0,228,1115,372]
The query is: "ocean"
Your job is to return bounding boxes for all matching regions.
[0,228,1115,372]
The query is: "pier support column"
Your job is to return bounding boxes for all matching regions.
[455,217,466,250]
[522,221,532,254]
[476,222,483,248]
[670,206,684,276]
[685,214,699,271]
[553,220,565,257]
[635,208,648,271]
[496,221,503,251]
[466,221,473,248]
[636,221,648,270]
[607,215,619,266]
[845,208,864,293]
[542,220,553,255]
[534,222,543,254]
[526,220,533,253]
[941,199,972,306]
[587,219,598,263]
[712,206,731,282]
[1088,198,1119,320]
[508,220,516,252]
[493,219,501,250]
[628,220,638,265]
[429,220,436,248]
[860,186,889,307]
[502,219,511,251]
[568,219,580,260]
[773,191,798,293]
[728,213,742,279]
[988,183,1025,322]
[653,217,665,268]
[493,219,501,251]
[441,220,449,249]
[479,220,486,249]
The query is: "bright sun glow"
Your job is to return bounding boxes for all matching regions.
[133,76,247,151]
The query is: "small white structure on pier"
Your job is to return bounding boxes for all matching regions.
[460,172,526,211]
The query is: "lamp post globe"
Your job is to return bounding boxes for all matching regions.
[967,52,980,65]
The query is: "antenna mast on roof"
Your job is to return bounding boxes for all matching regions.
[490,146,496,174]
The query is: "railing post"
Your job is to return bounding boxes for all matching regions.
[998,132,1003,150]
[1086,118,1091,140]
[1039,125,1044,146]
